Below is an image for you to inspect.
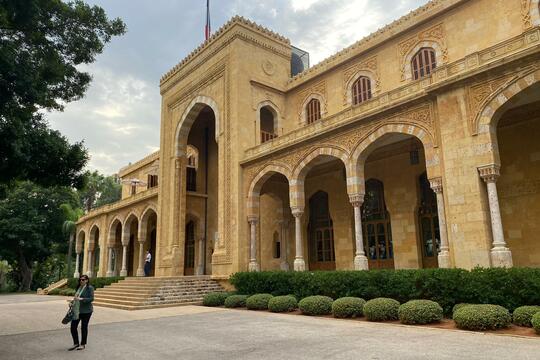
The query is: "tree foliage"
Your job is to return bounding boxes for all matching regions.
[79,170,121,212]
[0,181,78,290]
[0,0,126,187]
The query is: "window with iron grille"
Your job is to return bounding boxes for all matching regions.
[186,167,197,192]
[130,184,137,195]
[411,48,437,80]
[306,98,321,124]
[352,76,372,105]
[147,174,158,189]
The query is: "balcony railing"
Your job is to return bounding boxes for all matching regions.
[261,130,278,143]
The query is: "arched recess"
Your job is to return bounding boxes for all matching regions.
[107,217,123,247]
[351,123,438,195]
[76,229,86,254]
[475,67,540,165]
[89,224,100,251]
[402,40,446,82]
[257,100,280,144]
[88,224,100,276]
[300,93,326,124]
[122,212,139,276]
[247,163,291,217]
[290,146,352,209]
[175,95,220,156]
[75,229,86,276]
[345,70,378,106]
[185,210,205,275]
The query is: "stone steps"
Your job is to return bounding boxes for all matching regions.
[93,276,225,310]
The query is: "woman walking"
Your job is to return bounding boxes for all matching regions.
[68,275,94,351]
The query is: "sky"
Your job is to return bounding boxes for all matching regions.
[48,0,428,175]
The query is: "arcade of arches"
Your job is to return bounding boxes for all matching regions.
[75,2,540,279]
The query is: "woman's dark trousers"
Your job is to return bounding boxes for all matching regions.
[71,312,92,345]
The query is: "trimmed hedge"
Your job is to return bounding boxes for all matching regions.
[67,276,124,290]
[332,297,366,318]
[512,306,540,327]
[298,295,333,315]
[203,292,230,307]
[268,295,298,313]
[246,293,274,310]
[453,304,511,331]
[224,295,248,308]
[229,268,540,314]
[398,300,443,325]
[364,298,400,321]
[532,312,540,334]
[452,303,472,315]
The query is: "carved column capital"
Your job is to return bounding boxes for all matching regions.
[478,164,500,183]
[291,207,304,218]
[348,192,365,207]
[429,177,444,194]
[247,215,259,225]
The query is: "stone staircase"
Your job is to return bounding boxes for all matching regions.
[93,276,225,310]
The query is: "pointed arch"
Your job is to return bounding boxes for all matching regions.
[88,224,100,250]
[345,70,378,106]
[300,93,326,124]
[76,229,86,254]
[247,163,291,216]
[107,217,123,247]
[402,40,445,82]
[175,95,220,156]
[122,212,139,245]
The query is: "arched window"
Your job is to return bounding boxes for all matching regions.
[186,145,199,192]
[306,98,321,124]
[260,106,277,143]
[411,47,437,80]
[352,76,372,105]
[361,179,394,269]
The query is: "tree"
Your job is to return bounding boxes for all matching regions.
[60,203,83,278]
[79,171,121,212]
[0,181,78,291]
[0,0,126,187]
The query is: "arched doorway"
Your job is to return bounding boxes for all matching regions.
[362,179,393,269]
[418,172,440,268]
[88,226,100,277]
[308,191,336,270]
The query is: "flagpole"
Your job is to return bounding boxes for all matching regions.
[205,0,211,41]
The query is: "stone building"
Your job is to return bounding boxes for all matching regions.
[76,0,540,281]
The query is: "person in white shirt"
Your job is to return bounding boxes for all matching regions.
[144,250,152,276]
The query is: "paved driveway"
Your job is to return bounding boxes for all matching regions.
[1,294,539,360]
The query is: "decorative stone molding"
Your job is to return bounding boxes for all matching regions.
[522,0,540,30]
[291,207,304,217]
[343,56,380,105]
[297,81,327,125]
[429,177,443,193]
[247,215,259,225]
[398,23,448,82]
[186,145,199,169]
[348,193,365,207]
[478,164,501,183]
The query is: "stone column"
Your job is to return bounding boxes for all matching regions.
[248,215,260,271]
[106,247,114,277]
[196,236,205,275]
[136,242,145,277]
[349,193,368,270]
[86,250,93,277]
[429,177,451,268]
[74,252,80,278]
[279,220,290,271]
[478,164,513,267]
[120,245,128,276]
[292,207,306,271]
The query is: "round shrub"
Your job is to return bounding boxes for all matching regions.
[332,297,366,318]
[246,293,274,310]
[298,295,333,316]
[512,306,540,327]
[531,312,540,334]
[203,292,229,307]
[452,303,472,315]
[224,295,249,308]
[453,304,511,331]
[268,295,297,313]
[398,300,443,325]
[364,298,400,321]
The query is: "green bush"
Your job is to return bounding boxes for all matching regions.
[59,288,76,296]
[203,292,230,307]
[531,312,540,334]
[268,295,298,313]
[364,298,400,321]
[229,268,540,315]
[224,295,248,308]
[246,293,273,310]
[47,288,61,295]
[512,306,540,327]
[452,303,472,315]
[398,300,443,325]
[453,304,511,331]
[299,295,333,316]
[332,297,366,318]
[67,276,124,290]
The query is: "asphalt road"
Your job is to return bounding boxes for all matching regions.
[1,294,539,360]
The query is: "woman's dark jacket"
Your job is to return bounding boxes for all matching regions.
[78,285,94,314]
